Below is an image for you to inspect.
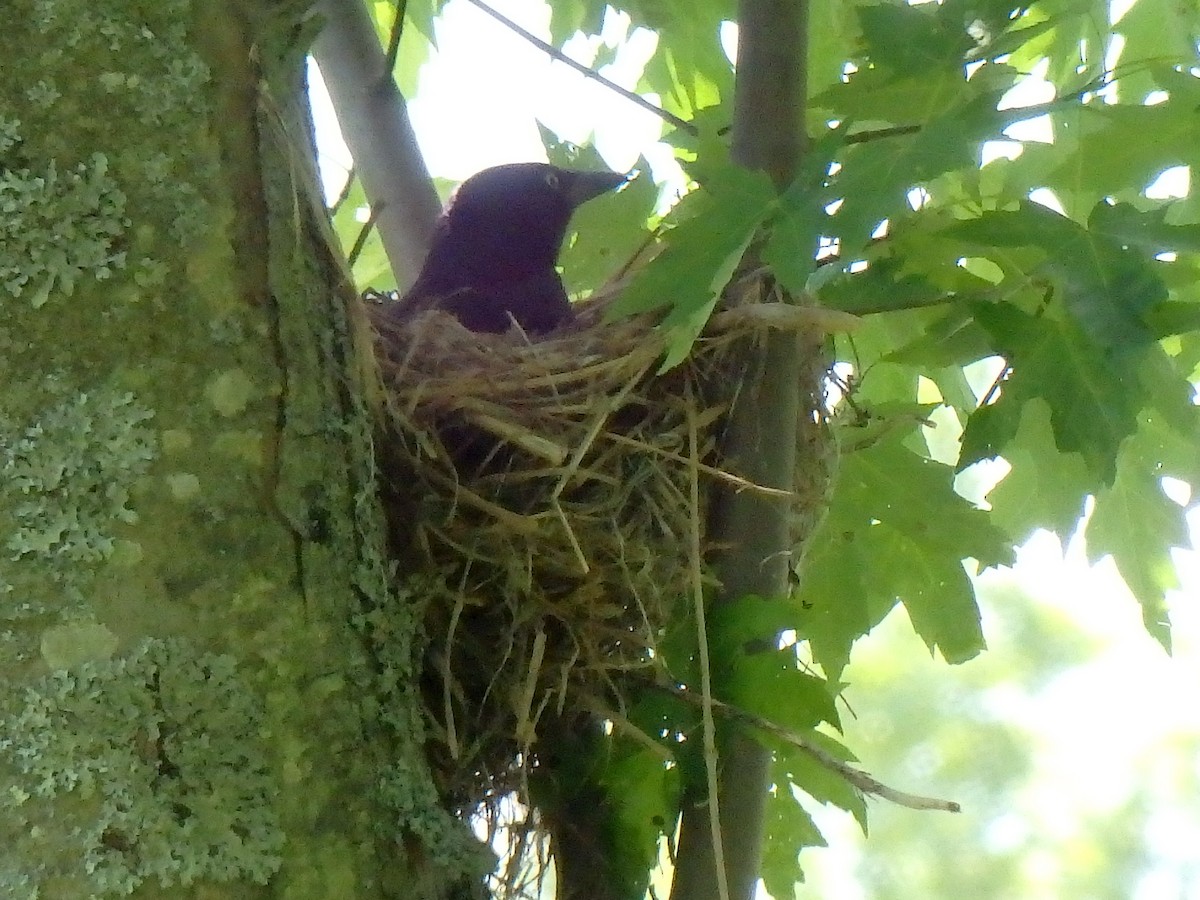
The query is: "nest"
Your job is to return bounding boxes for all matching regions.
[367,281,848,814]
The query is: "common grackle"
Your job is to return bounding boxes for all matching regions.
[388,163,627,334]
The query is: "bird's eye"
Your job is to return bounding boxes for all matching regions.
[544,170,560,190]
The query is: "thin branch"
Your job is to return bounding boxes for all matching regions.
[383,0,408,73]
[327,3,405,265]
[329,163,358,215]
[346,201,381,269]
[838,71,1110,148]
[843,123,922,144]
[687,390,729,900]
[462,0,698,136]
[977,362,1011,409]
[659,682,962,814]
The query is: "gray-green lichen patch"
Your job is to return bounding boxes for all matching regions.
[27,0,211,130]
[378,759,496,884]
[2,383,157,565]
[206,368,259,418]
[40,620,119,669]
[0,115,20,151]
[0,151,128,308]
[0,637,284,895]
[2,0,218,316]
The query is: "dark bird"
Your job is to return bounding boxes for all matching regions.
[388,163,627,334]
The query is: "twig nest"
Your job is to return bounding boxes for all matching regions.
[367,283,843,808]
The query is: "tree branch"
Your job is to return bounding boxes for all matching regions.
[311,0,441,290]
[659,683,962,814]
[671,3,812,900]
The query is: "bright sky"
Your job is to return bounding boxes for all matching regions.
[311,2,1200,895]
[310,0,682,197]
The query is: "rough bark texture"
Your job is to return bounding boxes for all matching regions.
[0,2,475,897]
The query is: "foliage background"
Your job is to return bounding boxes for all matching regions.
[1,0,1196,895]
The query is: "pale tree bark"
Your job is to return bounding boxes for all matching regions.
[311,0,441,290]
[0,2,481,897]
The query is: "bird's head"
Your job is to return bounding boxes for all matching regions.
[425,163,628,289]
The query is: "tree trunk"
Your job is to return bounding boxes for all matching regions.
[671,2,814,899]
[0,3,476,897]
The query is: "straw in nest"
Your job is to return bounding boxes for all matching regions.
[367,281,854,810]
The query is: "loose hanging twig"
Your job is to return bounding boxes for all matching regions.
[658,683,962,814]
[463,0,699,136]
[687,389,730,900]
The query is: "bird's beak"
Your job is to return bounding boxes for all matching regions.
[564,169,630,208]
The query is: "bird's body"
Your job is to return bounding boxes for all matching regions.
[388,163,626,334]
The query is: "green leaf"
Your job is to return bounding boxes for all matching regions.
[812,67,965,125]
[961,302,1144,484]
[606,165,773,318]
[1047,102,1197,200]
[841,429,1013,568]
[778,730,868,828]
[606,161,775,366]
[865,525,988,665]
[330,178,399,290]
[397,0,442,43]
[884,308,997,372]
[795,523,874,679]
[761,781,826,897]
[808,0,864,97]
[1146,301,1200,340]
[377,1,433,96]
[856,3,974,73]
[1086,414,1196,651]
[766,128,847,295]
[625,0,734,118]
[800,428,1011,674]
[708,593,807,657]
[1138,351,1200,489]
[561,165,657,296]
[720,651,841,734]
[1088,201,1200,257]
[599,738,680,897]
[926,365,979,418]
[822,258,944,315]
[537,133,658,296]
[548,0,606,45]
[626,689,698,752]
[823,72,1022,251]
[984,399,1091,542]
[1117,2,1200,97]
[763,166,828,293]
[947,201,1165,350]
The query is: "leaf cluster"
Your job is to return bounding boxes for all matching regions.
[557,0,1199,891]
[598,0,1200,667]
